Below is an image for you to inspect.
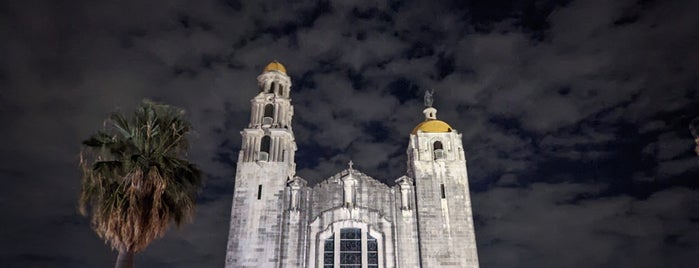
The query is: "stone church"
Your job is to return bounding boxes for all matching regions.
[225,62,479,267]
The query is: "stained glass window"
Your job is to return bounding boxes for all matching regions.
[324,239,334,268]
[340,228,361,267]
[368,235,378,267]
[323,228,380,267]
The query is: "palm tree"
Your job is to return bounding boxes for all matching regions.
[79,100,202,268]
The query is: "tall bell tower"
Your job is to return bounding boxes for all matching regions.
[225,61,297,267]
[408,91,480,267]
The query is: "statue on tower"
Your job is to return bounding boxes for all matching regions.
[424,89,435,108]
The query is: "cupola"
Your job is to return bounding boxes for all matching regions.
[412,90,453,134]
[263,61,287,74]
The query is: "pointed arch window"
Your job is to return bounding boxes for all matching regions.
[433,141,445,160]
[263,104,274,125]
[259,136,271,161]
[269,81,276,93]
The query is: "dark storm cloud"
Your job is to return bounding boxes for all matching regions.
[475,184,699,267]
[1,0,698,267]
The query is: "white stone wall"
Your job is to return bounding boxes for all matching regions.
[248,92,294,129]
[225,162,291,267]
[225,68,299,268]
[393,177,421,268]
[305,169,395,267]
[279,180,310,268]
[409,130,479,267]
[309,170,394,218]
[226,157,479,268]
[257,71,292,98]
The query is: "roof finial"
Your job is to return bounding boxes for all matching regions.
[422,89,438,120]
[424,88,435,108]
[348,160,354,170]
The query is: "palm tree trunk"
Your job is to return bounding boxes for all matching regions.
[115,249,135,268]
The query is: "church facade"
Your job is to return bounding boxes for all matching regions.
[225,62,479,268]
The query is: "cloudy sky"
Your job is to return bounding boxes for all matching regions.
[1,0,698,267]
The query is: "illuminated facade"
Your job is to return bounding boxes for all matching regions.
[225,62,479,267]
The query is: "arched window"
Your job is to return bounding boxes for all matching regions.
[269,82,276,93]
[259,136,271,161]
[263,104,274,125]
[323,228,379,267]
[277,83,283,95]
[433,141,444,160]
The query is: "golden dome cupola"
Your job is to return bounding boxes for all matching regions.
[264,61,287,74]
[257,61,291,98]
[412,89,453,134]
[412,118,453,134]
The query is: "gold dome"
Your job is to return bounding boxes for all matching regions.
[412,119,453,134]
[264,61,287,74]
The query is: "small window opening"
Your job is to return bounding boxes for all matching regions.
[264,104,274,117]
[260,136,271,153]
[263,104,274,125]
[277,84,283,95]
[441,184,446,199]
[259,136,271,161]
[257,185,262,200]
[433,141,445,160]
[434,141,443,150]
[269,82,276,93]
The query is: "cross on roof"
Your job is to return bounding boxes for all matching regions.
[348,160,354,170]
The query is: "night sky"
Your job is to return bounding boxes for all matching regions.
[1,0,698,267]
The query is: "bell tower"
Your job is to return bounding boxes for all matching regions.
[225,61,297,267]
[407,91,480,267]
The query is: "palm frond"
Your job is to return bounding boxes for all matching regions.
[78,99,203,253]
